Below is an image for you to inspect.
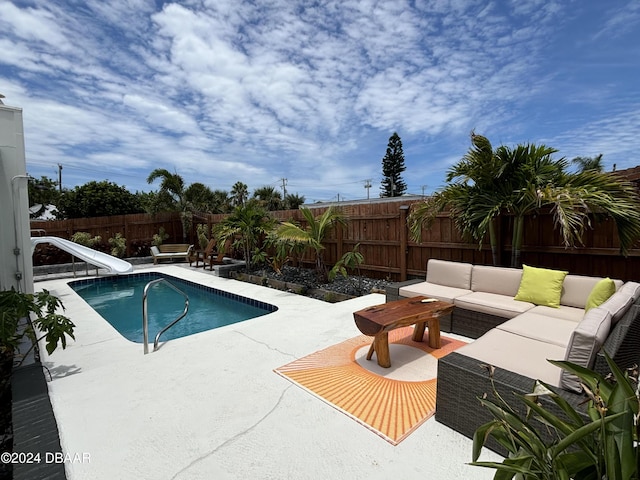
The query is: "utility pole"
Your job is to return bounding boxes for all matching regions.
[57,163,63,192]
[364,179,372,199]
[421,185,427,198]
[280,178,287,199]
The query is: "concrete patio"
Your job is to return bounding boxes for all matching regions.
[34,264,502,480]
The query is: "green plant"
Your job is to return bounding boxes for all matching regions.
[71,231,101,247]
[152,227,169,247]
[196,224,209,250]
[276,206,346,281]
[108,233,127,258]
[214,201,275,270]
[471,354,639,479]
[0,288,75,364]
[329,244,365,292]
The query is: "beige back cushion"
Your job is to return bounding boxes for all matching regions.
[561,275,623,309]
[599,282,640,324]
[560,306,612,393]
[426,259,473,289]
[471,265,523,296]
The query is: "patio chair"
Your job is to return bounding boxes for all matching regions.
[202,240,231,271]
[192,239,217,267]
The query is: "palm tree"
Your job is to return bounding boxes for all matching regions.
[572,154,604,173]
[147,169,192,242]
[284,193,306,210]
[275,206,345,280]
[230,181,249,207]
[408,134,640,267]
[184,182,217,213]
[214,201,275,270]
[253,186,283,211]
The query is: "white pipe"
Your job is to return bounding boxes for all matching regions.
[11,174,29,291]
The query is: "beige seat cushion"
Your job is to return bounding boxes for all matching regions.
[399,282,471,303]
[426,259,473,289]
[471,265,522,296]
[454,292,534,319]
[496,312,578,348]
[528,305,586,323]
[560,307,612,393]
[458,329,565,387]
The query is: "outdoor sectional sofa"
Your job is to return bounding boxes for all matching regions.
[386,259,640,454]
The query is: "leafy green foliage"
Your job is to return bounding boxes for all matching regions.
[196,224,210,250]
[151,227,169,247]
[276,207,346,280]
[27,175,61,217]
[253,186,283,211]
[108,233,126,258]
[214,202,275,269]
[71,231,101,247]
[471,355,640,480]
[329,244,365,293]
[329,243,364,279]
[0,288,75,360]
[58,180,143,218]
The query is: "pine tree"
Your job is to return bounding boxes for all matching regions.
[380,132,407,197]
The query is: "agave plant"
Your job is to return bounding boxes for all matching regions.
[471,354,639,479]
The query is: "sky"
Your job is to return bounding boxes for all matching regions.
[1,0,639,204]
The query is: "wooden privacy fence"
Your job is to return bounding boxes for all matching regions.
[31,200,640,282]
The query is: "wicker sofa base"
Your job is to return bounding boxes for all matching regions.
[435,352,588,456]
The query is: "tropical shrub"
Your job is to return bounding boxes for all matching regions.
[0,288,75,362]
[472,355,639,479]
[196,224,210,250]
[151,227,169,247]
[108,233,126,258]
[71,231,101,248]
[276,207,346,280]
[329,244,365,293]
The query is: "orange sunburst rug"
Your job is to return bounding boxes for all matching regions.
[274,326,466,445]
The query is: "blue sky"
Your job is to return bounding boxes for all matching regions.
[2,0,639,203]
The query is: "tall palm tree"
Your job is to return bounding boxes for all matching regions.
[230,181,249,207]
[147,169,192,242]
[275,206,345,280]
[408,134,640,267]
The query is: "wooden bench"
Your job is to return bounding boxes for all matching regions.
[150,244,193,264]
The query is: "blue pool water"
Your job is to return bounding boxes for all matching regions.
[69,273,277,343]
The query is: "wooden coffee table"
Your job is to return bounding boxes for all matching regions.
[353,296,454,368]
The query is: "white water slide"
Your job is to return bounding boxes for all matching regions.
[31,236,133,274]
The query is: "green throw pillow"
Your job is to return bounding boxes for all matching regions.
[514,264,568,308]
[585,277,616,312]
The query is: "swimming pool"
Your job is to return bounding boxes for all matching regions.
[69,272,277,344]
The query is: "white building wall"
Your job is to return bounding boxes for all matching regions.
[0,104,33,293]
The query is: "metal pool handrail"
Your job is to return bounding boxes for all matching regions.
[142,278,190,354]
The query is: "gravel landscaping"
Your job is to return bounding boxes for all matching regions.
[247,265,392,300]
